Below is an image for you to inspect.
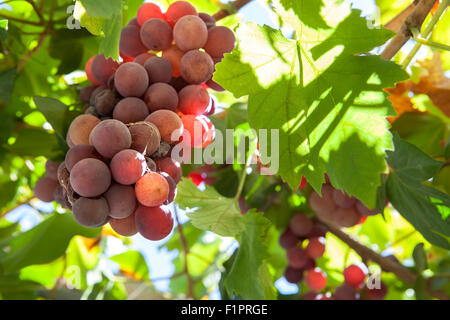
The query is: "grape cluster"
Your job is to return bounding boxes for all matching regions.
[33,1,236,241]
[308,179,380,228]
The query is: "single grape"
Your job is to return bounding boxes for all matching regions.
[45,160,60,181]
[85,56,101,86]
[95,89,119,116]
[305,269,327,291]
[144,83,179,112]
[68,114,100,145]
[356,201,378,216]
[305,237,326,259]
[204,26,236,59]
[140,18,173,51]
[162,45,185,77]
[144,57,173,84]
[113,98,149,124]
[161,172,177,205]
[146,110,183,144]
[289,214,313,237]
[89,119,132,158]
[343,264,366,287]
[135,205,174,241]
[73,197,110,228]
[284,266,304,284]
[181,114,209,148]
[110,149,147,185]
[91,54,120,84]
[114,62,149,98]
[79,85,97,103]
[89,85,107,106]
[136,2,164,26]
[198,13,216,29]
[179,50,214,84]
[173,15,208,51]
[205,78,224,92]
[128,18,139,27]
[279,228,299,250]
[119,25,148,58]
[109,212,138,237]
[165,1,198,27]
[128,122,161,156]
[333,189,356,208]
[303,258,317,270]
[34,177,59,202]
[154,157,182,183]
[135,172,170,207]
[134,52,156,66]
[334,207,361,228]
[104,183,137,219]
[178,85,211,115]
[286,247,308,269]
[65,144,103,172]
[306,224,327,238]
[366,280,388,300]
[309,184,336,222]
[69,158,111,197]
[334,284,357,300]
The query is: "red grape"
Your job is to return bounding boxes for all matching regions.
[91,54,120,84]
[173,15,208,51]
[165,1,197,27]
[279,228,299,250]
[119,25,147,58]
[181,114,209,148]
[134,52,156,66]
[34,177,59,202]
[305,269,327,291]
[154,157,182,183]
[289,213,313,237]
[161,172,177,205]
[333,189,356,208]
[178,85,211,115]
[136,2,164,26]
[334,284,357,300]
[85,56,101,86]
[286,247,308,269]
[366,280,388,300]
[162,45,185,77]
[305,237,326,259]
[73,197,110,228]
[65,144,103,172]
[113,97,149,124]
[146,110,183,145]
[284,266,304,284]
[144,57,173,84]
[334,207,361,228]
[135,172,170,207]
[104,183,137,219]
[110,149,147,185]
[110,212,138,237]
[89,119,132,158]
[70,158,111,197]
[343,265,366,287]
[180,50,214,84]
[129,121,161,156]
[114,62,149,97]
[135,205,174,241]
[198,13,216,29]
[68,115,100,146]
[45,160,60,180]
[204,26,236,59]
[356,201,378,216]
[140,18,173,51]
[144,83,179,112]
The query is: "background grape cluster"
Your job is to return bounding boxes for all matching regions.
[279,177,388,300]
[32,1,235,241]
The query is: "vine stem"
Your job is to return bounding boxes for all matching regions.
[413,37,450,51]
[401,0,450,68]
[381,0,438,60]
[213,0,253,21]
[234,153,252,201]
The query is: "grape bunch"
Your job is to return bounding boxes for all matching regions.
[308,178,381,228]
[32,1,236,241]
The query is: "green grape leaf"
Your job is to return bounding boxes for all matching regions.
[0,214,101,273]
[99,13,123,60]
[0,68,16,104]
[386,134,450,249]
[176,178,244,237]
[78,0,123,18]
[34,96,78,140]
[8,128,62,159]
[214,0,408,208]
[222,211,276,299]
[110,250,149,280]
